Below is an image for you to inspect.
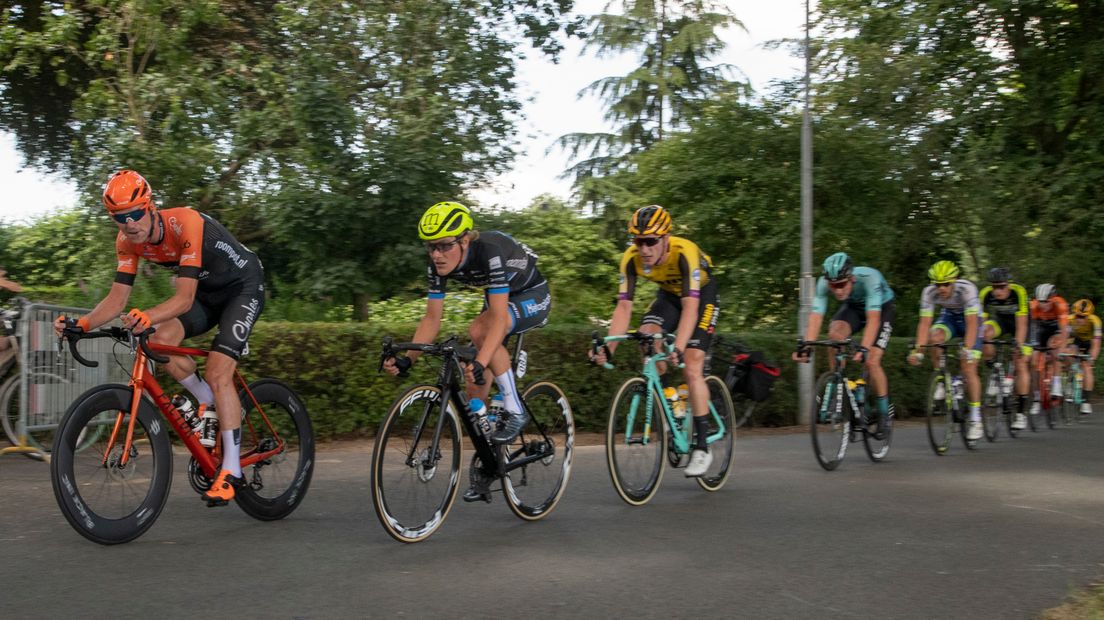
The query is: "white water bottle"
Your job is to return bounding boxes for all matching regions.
[1001,375,1014,397]
[199,405,219,448]
[172,395,203,434]
[470,398,492,437]
[488,394,505,428]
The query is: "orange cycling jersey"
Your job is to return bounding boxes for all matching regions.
[1029,297,1070,327]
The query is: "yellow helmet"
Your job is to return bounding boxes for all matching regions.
[927,260,960,284]
[1072,299,1095,316]
[628,205,672,236]
[418,201,473,241]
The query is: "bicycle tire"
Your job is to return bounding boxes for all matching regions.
[981,368,1002,442]
[233,379,315,521]
[50,384,173,545]
[606,377,666,506]
[371,384,461,543]
[697,375,736,491]
[810,371,849,471]
[863,401,892,462]
[501,381,575,520]
[1060,372,1076,425]
[926,373,954,455]
[1,370,80,456]
[1029,367,1045,432]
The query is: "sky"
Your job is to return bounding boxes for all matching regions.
[0,0,808,222]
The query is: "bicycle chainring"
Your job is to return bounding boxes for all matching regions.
[187,457,213,494]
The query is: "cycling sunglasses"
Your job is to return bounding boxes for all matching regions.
[827,279,850,290]
[112,209,148,225]
[632,236,663,248]
[425,234,465,254]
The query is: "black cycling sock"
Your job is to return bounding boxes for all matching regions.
[693,415,710,450]
[1085,390,1093,401]
[1018,395,1027,413]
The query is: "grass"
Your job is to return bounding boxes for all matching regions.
[1039,580,1104,619]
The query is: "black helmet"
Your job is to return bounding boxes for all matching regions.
[987,267,1011,283]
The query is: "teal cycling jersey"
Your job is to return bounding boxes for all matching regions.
[812,266,895,315]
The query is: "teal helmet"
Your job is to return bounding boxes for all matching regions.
[822,252,853,281]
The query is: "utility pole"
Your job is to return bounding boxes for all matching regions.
[798,0,815,424]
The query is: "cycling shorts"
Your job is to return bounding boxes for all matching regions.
[640,280,719,351]
[177,275,265,360]
[934,309,982,349]
[984,314,1016,340]
[830,300,895,350]
[482,281,551,337]
[1072,337,1094,355]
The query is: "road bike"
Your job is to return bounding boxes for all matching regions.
[1057,352,1090,425]
[593,331,735,506]
[919,342,978,455]
[372,333,574,543]
[51,325,314,545]
[800,339,892,471]
[1029,345,1059,431]
[980,339,1018,440]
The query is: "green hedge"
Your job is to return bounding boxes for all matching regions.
[219,322,1098,438]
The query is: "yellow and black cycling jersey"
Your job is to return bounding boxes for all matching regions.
[617,236,713,299]
[1068,313,1103,341]
[978,283,1029,319]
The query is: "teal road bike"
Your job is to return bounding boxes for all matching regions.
[592,331,736,506]
[1057,352,1090,425]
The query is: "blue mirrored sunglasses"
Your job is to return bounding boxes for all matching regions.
[112,209,148,225]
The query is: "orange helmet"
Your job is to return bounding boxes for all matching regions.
[102,170,153,213]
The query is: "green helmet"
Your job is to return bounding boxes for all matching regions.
[418,201,473,241]
[927,260,960,284]
[822,252,853,281]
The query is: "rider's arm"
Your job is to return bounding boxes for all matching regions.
[1092,316,1102,361]
[1054,299,1070,349]
[964,312,979,353]
[674,295,699,353]
[141,276,198,326]
[803,312,824,343]
[475,292,511,368]
[915,315,934,349]
[606,247,638,355]
[606,299,633,355]
[78,281,133,330]
[405,297,444,364]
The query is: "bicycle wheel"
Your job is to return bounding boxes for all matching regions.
[1060,373,1076,425]
[810,371,849,471]
[501,381,574,520]
[697,375,736,491]
[926,374,954,455]
[2,370,77,456]
[1,373,22,447]
[234,379,315,521]
[863,401,892,462]
[371,384,461,543]
[1030,367,1048,432]
[981,368,1002,442]
[50,385,173,545]
[606,377,667,506]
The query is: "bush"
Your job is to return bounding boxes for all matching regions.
[223,322,1025,439]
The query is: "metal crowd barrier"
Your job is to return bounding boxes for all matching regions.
[1,301,133,461]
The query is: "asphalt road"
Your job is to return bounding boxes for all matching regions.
[1,417,1102,619]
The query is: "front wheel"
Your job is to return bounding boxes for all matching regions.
[981,369,1002,442]
[810,371,849,471]
[371,384,462,543]
[696,375,736,491]
[501,381,574,520]
[606,377,666,506]
[234,379,315,521]
[926,374,953,455]
[50,385,173,545]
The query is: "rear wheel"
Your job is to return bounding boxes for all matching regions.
[234,380,315,521]
[696,375,736,491]
[926,373,953,455]
[810,371,849,471]
[501,381,574,520]
[371,384,461,543]
[606,377,666,506]
[2,370,78,457]
[1060,372,1076,425]
[981,368,1002,442]
[50,385,172,545]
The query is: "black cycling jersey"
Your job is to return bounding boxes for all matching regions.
[426,231,544,298]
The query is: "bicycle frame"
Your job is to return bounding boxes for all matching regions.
[601,332,726,455]
[803,340,864,427]
[102,339,286,479]
[922,343,960,410]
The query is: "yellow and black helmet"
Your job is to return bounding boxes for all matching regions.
[627,205,672,236]
[418,201,473,241]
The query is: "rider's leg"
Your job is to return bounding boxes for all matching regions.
[205,351,241,475]
[682,348,708,448]
[825,320,852,373]
[152,319,216,406]
[929,325,948,368]
[466,311,511,402]
[982,322,997,361]
[1083,358,1095,414]
[1048,335,1064,397]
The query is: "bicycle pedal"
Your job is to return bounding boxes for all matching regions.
[204,497,231,508]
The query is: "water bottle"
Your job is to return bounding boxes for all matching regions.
[171,394,203,434]
[199,404,219,448]
[470,398,492,438]
[951,377,965,405]
[1001,374,1014,397]
[853,380,866,407]
[488,393,505,428]
[664,386,685,420]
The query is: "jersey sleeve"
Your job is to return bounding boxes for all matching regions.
[617,248,638,301]
[174,210,205,279]
[963,281,980,315]
[863,270,887,312]
[978,286,992,319]
[677,242,704,298]
[811,277,829,315]
[919,286,936,318]
[1093,315,1103,339]
[426,263,446,299]
[1011,284,1028,316]
[113,234,139,286]
[1056,298,1070,328]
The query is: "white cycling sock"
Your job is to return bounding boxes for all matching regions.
[221,428,242,477]
[494,370,523,415]
[181,373,215,406]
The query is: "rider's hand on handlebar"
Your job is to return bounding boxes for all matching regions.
[121,308,152,334]
[589,344,612,367]
[463,360,487,386]
[960,347,982,363]
[791,345,811,363]
[382,355,411,377]
[851,345,868,363]
[907,350,924,366]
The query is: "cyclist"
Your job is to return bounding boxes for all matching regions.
[1066,298,1099,415]
[793,252,895,437]
[52,170,265,507]
[588,205,719,477]
[978,267,1032,430]
[381,202,550,500]
[1027,283,1069,415]
[907,260,985,441]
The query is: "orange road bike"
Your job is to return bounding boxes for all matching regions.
[51,325,314,545]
